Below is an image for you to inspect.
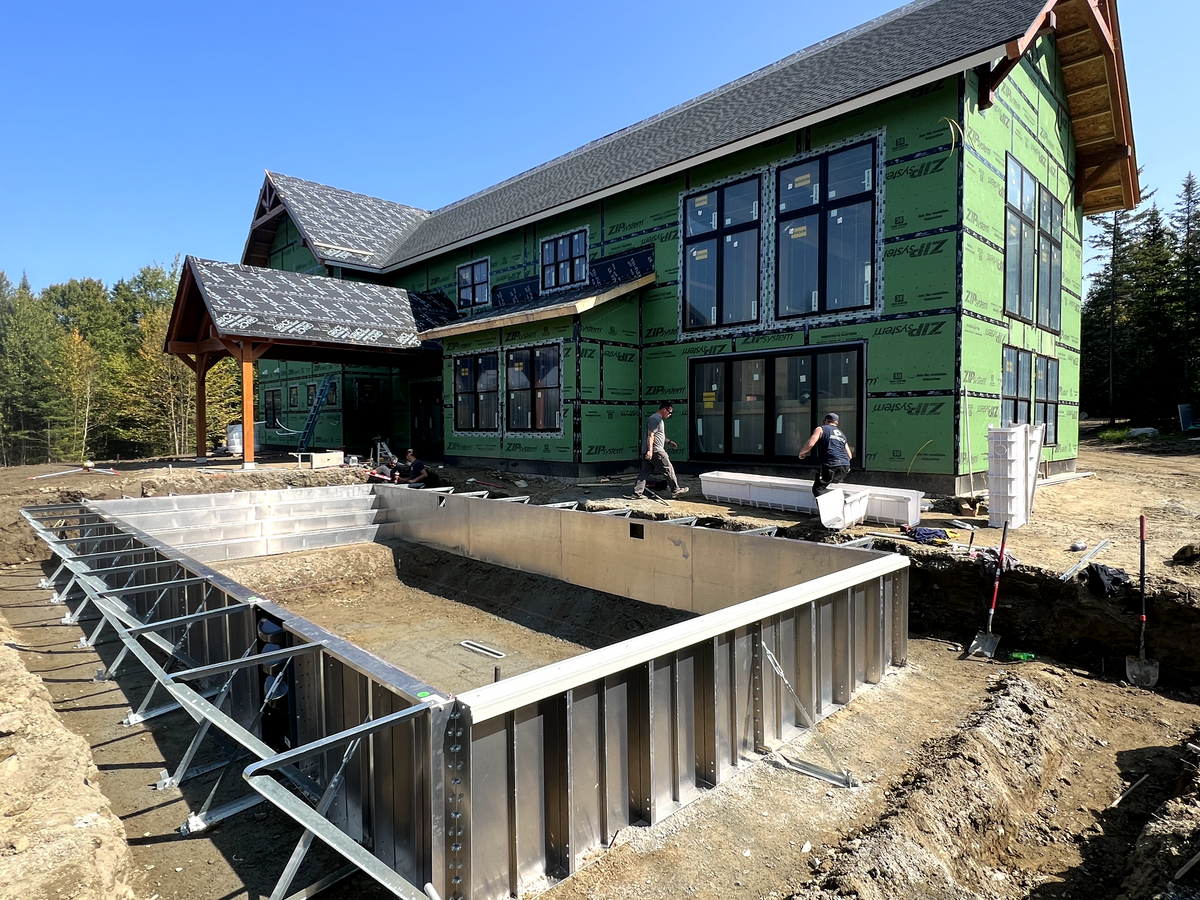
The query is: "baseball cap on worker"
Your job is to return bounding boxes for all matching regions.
[824,413,840,423]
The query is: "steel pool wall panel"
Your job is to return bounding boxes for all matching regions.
[27,486,909,900]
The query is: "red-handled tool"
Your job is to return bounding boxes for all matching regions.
[1126,515,1160,687]
[968,521,1008,658]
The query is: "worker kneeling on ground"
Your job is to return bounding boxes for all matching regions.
[798,413,853,497]
[633,400,688,499]
[368,457,398,483]
[404,448,440,488]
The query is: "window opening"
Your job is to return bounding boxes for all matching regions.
[777,141,875,318]
[684,176,761,329]
[458,259,490,308]
[506,344,561,431]
[306,383,316,407]
[454,353,499,432]
[288,384,299,409]
[690,347,861,462]
[263,389,282,429]
[541,230,588,290]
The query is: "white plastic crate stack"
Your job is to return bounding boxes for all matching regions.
[987,425,1027,528]
[987,424,1045,529]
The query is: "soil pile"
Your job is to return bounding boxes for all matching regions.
[788,675,1079,900]
[0,616,135,900]
[1116,731,1200,900]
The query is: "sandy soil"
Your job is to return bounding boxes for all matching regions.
[0,435,1195,899]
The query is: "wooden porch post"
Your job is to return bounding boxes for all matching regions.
[195,352,208,462]
[241,344,256,469]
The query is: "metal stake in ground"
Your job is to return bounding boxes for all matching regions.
[968,521,1009,659]
[1126,514,1160,687]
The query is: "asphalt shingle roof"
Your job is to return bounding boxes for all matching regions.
[267,172,428,269]
[265,0,1047,271]
[186,257,457,349]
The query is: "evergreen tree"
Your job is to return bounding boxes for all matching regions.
[1171,174,1200,401]
[0,276,61,464]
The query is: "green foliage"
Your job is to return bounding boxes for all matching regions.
[1095,427,1129,442]
[0,257,230,463]
[1081,173,1200,425]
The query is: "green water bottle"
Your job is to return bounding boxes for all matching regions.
[1008,651,1036,661]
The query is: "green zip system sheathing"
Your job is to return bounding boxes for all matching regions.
[270,52,1085,486]
[961,34,1083,475]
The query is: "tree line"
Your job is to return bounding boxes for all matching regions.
[0,260,241,465]
[1081,173,1200,426]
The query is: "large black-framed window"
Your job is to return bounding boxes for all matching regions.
[1036,186,1064,333]
[458,258,490,308]
[690,346,862,462]
[541,230,587,291]
[683,176,761,329]
[1006,166,1068,335]
[506,344,561,432]
[1002,345,1059,444]
[777,141,876,318]
[453,353,499,432]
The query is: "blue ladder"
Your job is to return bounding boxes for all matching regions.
[297,374,334,452]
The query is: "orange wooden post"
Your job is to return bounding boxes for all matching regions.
[195,353,208,461]
[241,345,256,469]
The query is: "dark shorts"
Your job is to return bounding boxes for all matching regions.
[813,465,851,497]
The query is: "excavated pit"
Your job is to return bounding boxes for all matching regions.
[212,540,697,695]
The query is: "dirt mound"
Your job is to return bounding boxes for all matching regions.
[0,615,135,900]
[788,676,1081,900]
[1116,733,1200,900]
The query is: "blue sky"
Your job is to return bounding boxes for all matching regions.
[0,0,1189,293]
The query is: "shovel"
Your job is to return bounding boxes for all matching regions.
[968,521,1008,659]
[1126,515,1160,687]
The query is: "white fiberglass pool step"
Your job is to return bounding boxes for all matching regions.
[700,472,923,527]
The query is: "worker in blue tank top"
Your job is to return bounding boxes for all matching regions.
[798,413,853,497]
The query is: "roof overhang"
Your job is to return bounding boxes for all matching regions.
[419,273,656,341]
[166,257,446,369]
[976,0,1138,214]
[1055,0,1138,213]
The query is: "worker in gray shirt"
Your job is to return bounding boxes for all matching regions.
[632,400,688,499]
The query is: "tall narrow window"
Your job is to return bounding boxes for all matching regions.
[1005,156,1039,323]
[683,176,761,328]
[1035,356,1059,445]
[506,345,561,431]
[541,230,588,290]
[288,385,299,408]
[1002,346,1033,426]
[777,142,875,318]
[454,353,499,431]
[458,259,490,308]
[1035,187,1064,332]
[306,383,317,407]
[263,389,282,429]
[326,381,339,407]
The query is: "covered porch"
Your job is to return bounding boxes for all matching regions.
[165,256,458,467]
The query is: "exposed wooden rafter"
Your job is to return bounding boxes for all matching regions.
[977,3,1057,110]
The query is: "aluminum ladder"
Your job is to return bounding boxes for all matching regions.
[297,374,334,452]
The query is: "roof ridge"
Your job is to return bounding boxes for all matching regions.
[267,171,429,215]
[429,0,944,217]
